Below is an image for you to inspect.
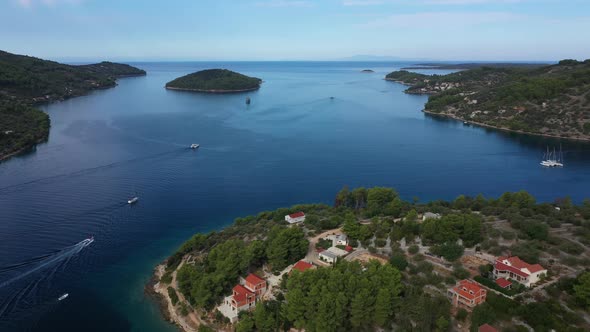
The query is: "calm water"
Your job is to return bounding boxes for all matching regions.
[0,62,589,331]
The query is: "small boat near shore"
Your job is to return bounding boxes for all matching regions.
[190,143,200,149]
[58,293,69,301]
[128,197,139,204]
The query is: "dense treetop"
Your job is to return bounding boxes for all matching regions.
[161,186,590,331]
[165,69,262,92]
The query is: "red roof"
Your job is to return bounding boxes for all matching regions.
[345,245,353,252]
[495,256,545,277]
[232,285,254,303]
[495,278,512,288]
[451,280,486,300]
[478,324,499,332]
[288,211,305,218]
[245,273,265,286]
[292,260,313,272]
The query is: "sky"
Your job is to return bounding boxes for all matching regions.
[1,0,589,61]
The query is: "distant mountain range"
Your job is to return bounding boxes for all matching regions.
[338,55,430,62]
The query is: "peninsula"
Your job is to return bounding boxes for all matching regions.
[165,69,262,93]
[151,187,590,332]
[0,50,146,161]
[386,60,590,141]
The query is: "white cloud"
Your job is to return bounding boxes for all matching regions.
[255,0,314,7]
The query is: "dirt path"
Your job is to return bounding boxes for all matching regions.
[154,262,203,332]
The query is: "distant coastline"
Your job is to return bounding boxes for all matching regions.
[423,109,590,142]
[387,60,590,142]
[401,62,549,70]
[0,50,146,162]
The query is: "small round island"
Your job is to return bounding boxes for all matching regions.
[361,69,375,73]
[165,69,262,93]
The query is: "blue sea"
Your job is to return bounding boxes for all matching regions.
[0,61,589,331]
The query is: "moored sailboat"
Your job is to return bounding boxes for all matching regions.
[540,145,564,167]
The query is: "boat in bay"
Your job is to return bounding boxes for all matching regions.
[540,145,564,167]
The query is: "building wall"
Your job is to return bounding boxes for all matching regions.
[493,268,546,287]
[319,253,336,264]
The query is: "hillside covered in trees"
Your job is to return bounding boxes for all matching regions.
[386,59,590,140]
[165,69,262,93]
[155,186,590,332]
[0,50,146,161]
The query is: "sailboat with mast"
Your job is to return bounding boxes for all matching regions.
[540,145,564,167]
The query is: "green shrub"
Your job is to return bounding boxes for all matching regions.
[168,286,179,305]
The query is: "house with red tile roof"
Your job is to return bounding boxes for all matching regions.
[219,273,267,323]
[285,211,306,224]
[493,256,547,287]
[291,260,314,274]
[245,273,267,296]
[448,279,487,308]
[478,323,499,332]
[495,277,512,289]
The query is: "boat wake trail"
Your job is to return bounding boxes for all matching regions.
[0,238,94,320]
[0,238,93,290]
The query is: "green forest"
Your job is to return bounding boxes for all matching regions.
[386,60,590,140]
[0,50,145,160]
[165,69,262,92]
[160,186,590,331]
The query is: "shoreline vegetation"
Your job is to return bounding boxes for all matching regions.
[165,86,261,94]
[165,69,262,93]
[0,50,146,162]
[151,186,590,332]
[401,63,548,70]
[386,59,590,142]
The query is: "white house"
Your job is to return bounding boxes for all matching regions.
[285,212,305,224]
[334,234,348,246]
[493,256,547,287]
[318,250,338,264]
[422,212,441,221]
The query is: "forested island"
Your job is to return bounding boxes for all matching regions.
[165,69,262,93]
[386,59,590,140]
[0,50,146,161]
[151,187,590,332]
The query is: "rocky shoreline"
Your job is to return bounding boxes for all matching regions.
[144,265,173,324]
[146,261,219,332]
[422,109,590,142]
